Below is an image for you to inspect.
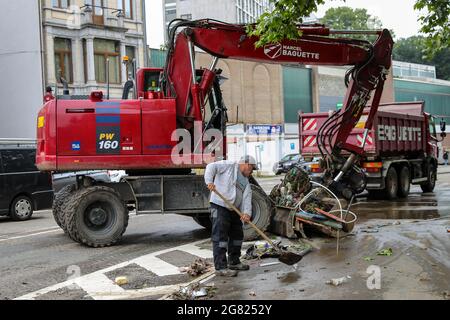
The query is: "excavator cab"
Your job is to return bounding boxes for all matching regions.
[136,68,164,99]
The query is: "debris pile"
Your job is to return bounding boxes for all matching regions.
[179,258,213,276]
[170,282,216,300]
[242,240,312,261]
[269,165,355,236]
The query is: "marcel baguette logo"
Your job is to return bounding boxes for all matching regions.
[264,43,282,59]
[264,43,320,60]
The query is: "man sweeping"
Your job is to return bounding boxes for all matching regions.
[204,155,258,277]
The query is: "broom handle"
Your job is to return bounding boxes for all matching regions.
[212,189,278,249]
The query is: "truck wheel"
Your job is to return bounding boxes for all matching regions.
[192,214,212,230]
[384,167,398,200]
[243,185,273,241]
[52,184,75,231]
[62,186,129,247]
[397,166,410,198]
[420,163,436,193]
[10,195,33,221]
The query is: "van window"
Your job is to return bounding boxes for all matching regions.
[1,149,37,173]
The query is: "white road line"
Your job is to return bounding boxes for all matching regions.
[15,239,210,300]
[0,229,61,243]
[77,273,126,300]
[177,243,214,259]
[93,284,182,300]
[133,255,181,276]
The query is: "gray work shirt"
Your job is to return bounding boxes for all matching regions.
[204,160,252,216]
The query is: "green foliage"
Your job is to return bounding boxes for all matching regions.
[320,6,382,30]
[250,0,449,57]
[320,6,386,42]
[377,248,393,256]
[246,0,326,47]
[393,36,428,64]
[414,0,450,58]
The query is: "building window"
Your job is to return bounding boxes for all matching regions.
[180,14,192,20]
[165,8,177,23]
[52,0,70,8]
[94,39,121,84]
[54,38,73,83]
[118,0,133,19]
[125,46,135,80]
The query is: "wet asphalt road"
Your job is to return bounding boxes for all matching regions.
[0,213,209,299]
[1,170,449,300]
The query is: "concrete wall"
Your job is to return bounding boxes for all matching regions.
[0,0,44,139]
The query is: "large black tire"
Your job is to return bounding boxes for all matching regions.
[10,195,33,221]
[61,186,129,247]
[420,162,436,193]
[242,184,273,241]
[384,166,398,200]
[192,214,212,230]
[397,166,410,198]
[52,184,75,231]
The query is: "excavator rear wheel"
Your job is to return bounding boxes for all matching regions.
[52,184,75,232]
[61,186,129,247]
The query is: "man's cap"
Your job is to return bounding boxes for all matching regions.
[239,155,258,170]
[46,86,53,92]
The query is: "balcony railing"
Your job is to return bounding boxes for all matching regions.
[80,4,126,28]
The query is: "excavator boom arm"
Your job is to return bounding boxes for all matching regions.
[163,19,393,190]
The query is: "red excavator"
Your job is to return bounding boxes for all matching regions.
[36,19,393,247]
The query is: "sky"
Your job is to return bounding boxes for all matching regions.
[146,0,423,49]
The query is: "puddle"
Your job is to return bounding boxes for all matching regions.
[351,194,449,220]
[354,208,441,220]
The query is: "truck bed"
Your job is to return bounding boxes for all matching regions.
[300,102,427,158]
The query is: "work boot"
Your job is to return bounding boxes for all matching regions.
[215,268,238,277]
[229,262,250,271]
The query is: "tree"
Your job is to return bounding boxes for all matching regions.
[319,7,384,41]
[414,0,450,57]
[249,0,449,57]
[321,7,382,30]
[392,36,429,65]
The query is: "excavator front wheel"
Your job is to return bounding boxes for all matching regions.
[62,186,129,247]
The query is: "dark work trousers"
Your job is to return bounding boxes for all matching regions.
[210,202,244,270]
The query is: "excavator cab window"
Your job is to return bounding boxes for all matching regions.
[144,71,161,92]
[203,71,227,134]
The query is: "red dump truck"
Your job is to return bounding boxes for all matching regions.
[300,101,441,199]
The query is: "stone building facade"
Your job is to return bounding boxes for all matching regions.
[41,0,147,98]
